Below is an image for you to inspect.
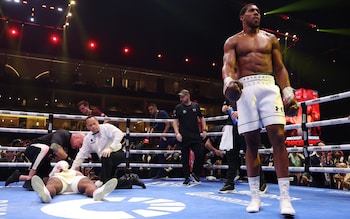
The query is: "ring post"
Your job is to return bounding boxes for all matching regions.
[301,102,310,173]
[48,113,53,133]
[125,118,130,170]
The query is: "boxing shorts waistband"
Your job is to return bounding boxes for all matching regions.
[239,74,275,87]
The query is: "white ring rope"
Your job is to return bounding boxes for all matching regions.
[0,127,48,134]
[3,117,345,135]
[241,165,350,174]
[306,117,350,128]
[0,110,50,117]
[2,162,350,174]
[0,146,182,154]
[0,162,229,170]
[3,144,350,154]
[0,111,348,135]
[252,144,350,155]
[52,114,127,122]
[0,114,348,136]
[303,90,350,106]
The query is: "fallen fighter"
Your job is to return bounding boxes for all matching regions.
[31,160,118,203]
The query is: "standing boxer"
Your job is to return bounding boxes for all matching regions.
[222,3,298,216]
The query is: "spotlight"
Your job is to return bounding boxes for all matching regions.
[50,34,60,44]
[88,41,97,49]
[123,47,130,55]
[8,27,19,37]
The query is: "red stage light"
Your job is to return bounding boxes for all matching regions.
[50,34,60,44]
[123,47,130,54]
[88,41,96,49]
[8,28,19,37]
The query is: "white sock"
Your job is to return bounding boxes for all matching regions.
[246,176,261,213]
[278,177,290,200]
[278,177,295,216]
[248,176,260,197]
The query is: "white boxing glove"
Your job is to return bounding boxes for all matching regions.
[49,160,69,177]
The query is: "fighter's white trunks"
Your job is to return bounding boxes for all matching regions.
[52,173,87,194]
[219,125,233,151]
[237,74,286,134]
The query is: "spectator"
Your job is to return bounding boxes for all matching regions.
[77,100,109,123]
[333,162,349,190]
[309,141,329,188]
[288,147,305,185]
[147,103,177,178]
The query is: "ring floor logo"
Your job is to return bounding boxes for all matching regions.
[41,197,186,219]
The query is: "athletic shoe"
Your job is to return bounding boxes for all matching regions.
[190,173,201,183]
[5,169,21,186]
[31,175,52,203]
[246,199,261,213]
[259,183,268,194]
[280,199,296,216]
[93,178,118,201]
[23,180,33,191]
[183,177,190,185]
[219,184,236,194]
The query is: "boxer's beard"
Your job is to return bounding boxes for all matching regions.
[248,19,260,29]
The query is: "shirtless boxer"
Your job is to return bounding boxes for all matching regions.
[31,160,118,203]
[222,3,298,216]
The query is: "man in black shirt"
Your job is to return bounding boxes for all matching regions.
[5,130,85,190]
[173,89,207,185]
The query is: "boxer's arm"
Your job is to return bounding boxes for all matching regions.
[222,37,237,80]
[222,37,240,94]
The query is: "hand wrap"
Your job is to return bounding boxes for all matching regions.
[282,87,299,117]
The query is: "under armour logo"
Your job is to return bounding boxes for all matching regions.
[275,106,283,113]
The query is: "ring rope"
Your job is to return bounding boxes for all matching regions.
[306,117,350,128]
[1,162,350,174]
[0,113,348,136]
[252,144,350,154]
[0,162,228,170]
[241,165,350,174]
[3,144,350,154]
[0,110,50,117]
[0,127,48,134]
[0,111,348,135]
[0,162,183,168]
[303,90,350,106]
[52,114,127,122]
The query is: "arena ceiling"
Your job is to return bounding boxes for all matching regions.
[1,0,350,96]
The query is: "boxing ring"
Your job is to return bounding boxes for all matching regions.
[1,90,350,218]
